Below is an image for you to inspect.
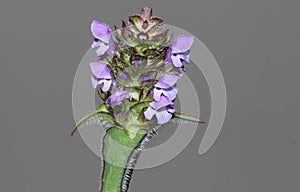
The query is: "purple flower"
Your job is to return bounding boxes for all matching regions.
[107,90,130,107]
[153,74,181,101]
[90,20,115,57]
[144,96,175,124]
[89,62,113,92]
[143,76,152,82]
[166,36,194,68]
[119,72,127,80]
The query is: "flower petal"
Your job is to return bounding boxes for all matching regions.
[150,96,173,110]
[91,76,100,89]
[156,110,173,124]
[172,36,194,53]
[153,87,178,101]
[95,43,109,56]
[100,79,112,92]
[181,53,190,64]
[155,74,181,89]
[91,40,100,48]
[153,88,163,101]
[171,54,183,67]
[91,20,111,40]
[119,72,127,80]
[143,76,152,82]
[107,37,115,56]
[107,90,130,106]
[89,62,111,79]
[165,48,172,63]
[164,88,178,101]
[144,107,156,120]
[167,107,176,113]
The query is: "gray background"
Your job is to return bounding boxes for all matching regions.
[1,0,300,192]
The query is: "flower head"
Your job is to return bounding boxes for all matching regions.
[86,8,196,130]
[73,7,205,145]
[166,36,194,68]
[91,20,115,57]
[89,62,113,92]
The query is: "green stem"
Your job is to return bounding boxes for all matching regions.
[100,127,148,192]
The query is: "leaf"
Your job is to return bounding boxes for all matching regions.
[173,112,206,124]
[71,107,118,136]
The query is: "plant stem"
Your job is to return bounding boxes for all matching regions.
[100,127,147,192]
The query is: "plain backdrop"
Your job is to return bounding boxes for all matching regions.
[1,0,300,192]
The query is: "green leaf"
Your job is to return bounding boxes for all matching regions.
[71,105,118,136]
[173,113,206,124]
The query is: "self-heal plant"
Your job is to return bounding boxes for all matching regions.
[72,7,205,192]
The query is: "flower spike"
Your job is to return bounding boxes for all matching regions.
[73,7,205,192]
